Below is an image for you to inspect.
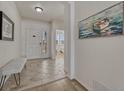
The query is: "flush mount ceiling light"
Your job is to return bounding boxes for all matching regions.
[35,7,43,13]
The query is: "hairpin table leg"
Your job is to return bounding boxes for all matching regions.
[24,64,27,69]
[0,75,6,90]
[13,73,20,86]
[0,76,3,87]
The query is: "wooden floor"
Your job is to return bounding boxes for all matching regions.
[25,77,86,91]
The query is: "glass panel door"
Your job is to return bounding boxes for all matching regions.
[41,31,47,56]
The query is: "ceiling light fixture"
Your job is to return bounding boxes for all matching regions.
[35,7,43,13]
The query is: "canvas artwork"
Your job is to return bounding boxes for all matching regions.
[0,11,14,41]
[79,2,123,39]
[3,17,13,39]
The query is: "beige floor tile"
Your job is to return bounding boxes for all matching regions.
[2,56,66,91]
[26,78,86,91]
[2,55,86,91]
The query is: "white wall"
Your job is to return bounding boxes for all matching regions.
[51,20,64,59]
[0,2,21,68]
[75,1,124,90]
[64,3,72,78]
[21,19,51,58]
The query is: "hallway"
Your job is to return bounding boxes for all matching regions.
[1,1,124,91]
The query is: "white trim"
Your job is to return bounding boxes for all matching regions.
[70,1,75,79]
[63,2,75,79]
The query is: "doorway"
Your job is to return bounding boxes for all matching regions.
[56,29,64,59]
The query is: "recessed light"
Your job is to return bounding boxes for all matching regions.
[35,7,43,13]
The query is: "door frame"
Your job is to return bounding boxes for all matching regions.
[63,2,75,80]
[51,2,75,80]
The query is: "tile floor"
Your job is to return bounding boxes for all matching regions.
[26,77,86,91]
[2,55,86,91]
[3,56,66,91]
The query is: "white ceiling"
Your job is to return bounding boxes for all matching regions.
[15,1,64,22]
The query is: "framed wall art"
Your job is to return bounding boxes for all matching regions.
[79,2,123,39]
[0,11,14,41]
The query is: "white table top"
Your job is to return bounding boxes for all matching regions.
[0,57,27,75]
[0,61,11,70]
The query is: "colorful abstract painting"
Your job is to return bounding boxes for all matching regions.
[79,2,123,39]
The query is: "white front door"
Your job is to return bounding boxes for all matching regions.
[26,28,48,59]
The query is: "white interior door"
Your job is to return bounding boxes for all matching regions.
[26,28,48,59]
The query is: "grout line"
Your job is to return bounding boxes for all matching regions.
[23,76,67,91]
[72,79,88,91]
